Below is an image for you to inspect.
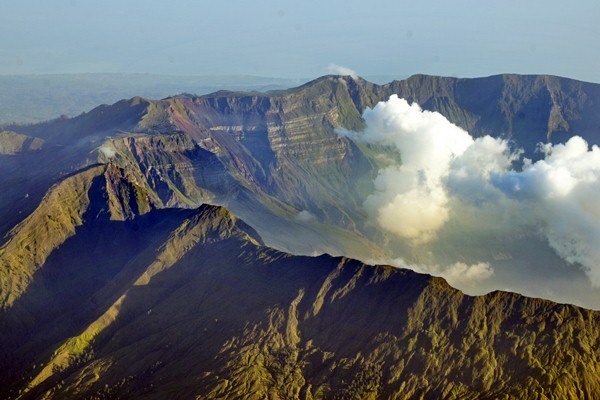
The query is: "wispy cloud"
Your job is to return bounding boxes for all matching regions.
[327,63,358,79]
[98,146,116,158]
[394,258,495,289]
[296,210,317,222]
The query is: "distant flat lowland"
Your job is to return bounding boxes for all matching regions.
[0,73,303,124]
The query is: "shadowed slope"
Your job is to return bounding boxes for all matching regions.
[0,163,154,309]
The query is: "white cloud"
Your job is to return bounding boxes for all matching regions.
[327,63,358,79]
[340,95,482,243]
[364,166,449,243]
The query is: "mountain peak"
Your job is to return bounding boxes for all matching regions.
[181,203,265,247]
[291,74,364,90]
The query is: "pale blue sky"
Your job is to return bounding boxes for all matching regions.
[1,0,599,82]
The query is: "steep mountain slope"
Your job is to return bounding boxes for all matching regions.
[94,131,384,259]
[0,163,159,308]
[2,204,598,400]
[0,97,155,239]
[111,77,378,227]
[0,163,197,392]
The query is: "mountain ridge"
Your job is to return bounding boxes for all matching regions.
[2,199,598,399]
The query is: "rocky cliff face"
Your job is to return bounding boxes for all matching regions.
[385,74,600,156]
[98,133,220,208]
[132,77,377,225]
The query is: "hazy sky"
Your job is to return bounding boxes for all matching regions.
[2,0,599,82]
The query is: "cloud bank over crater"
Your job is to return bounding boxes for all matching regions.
[492,136,600,286]
[339,95,518,244]
[340,95,600,286]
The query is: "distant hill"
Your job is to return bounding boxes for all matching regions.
[0,131,44,155]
